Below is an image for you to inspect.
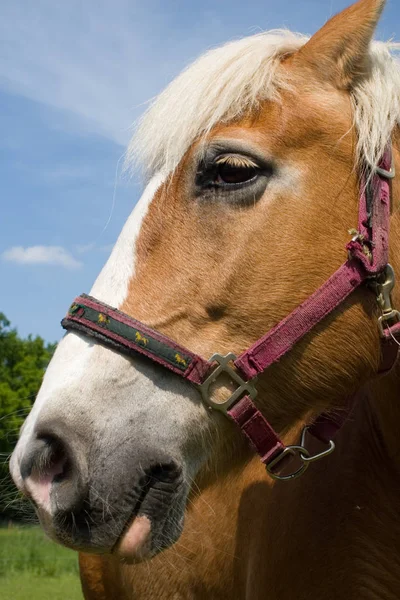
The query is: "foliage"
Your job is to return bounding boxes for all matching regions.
[0,313,55,519]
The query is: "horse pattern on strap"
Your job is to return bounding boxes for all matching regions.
[63,295,211,383]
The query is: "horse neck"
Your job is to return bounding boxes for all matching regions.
[364,365,400,472]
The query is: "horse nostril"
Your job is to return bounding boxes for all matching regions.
[133,461,184,515]
[19,431,87,514]
[20,436,66,481]
[145,462,183,486]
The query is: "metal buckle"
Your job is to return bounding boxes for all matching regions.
[373,264,400,336]
[198,353,257,414]
[267,427,335,482]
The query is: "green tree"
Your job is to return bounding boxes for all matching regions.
[0,313,55,520]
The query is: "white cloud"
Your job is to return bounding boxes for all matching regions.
[2,246,82,270]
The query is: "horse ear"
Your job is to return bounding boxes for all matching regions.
[296,0,386,89]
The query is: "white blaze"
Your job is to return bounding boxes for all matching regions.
[10,173,166,488]
[90,171,165,305]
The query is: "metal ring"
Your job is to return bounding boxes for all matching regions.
[266,445,311,482]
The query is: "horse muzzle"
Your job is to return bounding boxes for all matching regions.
[11,418,188,559]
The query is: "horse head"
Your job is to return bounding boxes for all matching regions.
[10,0,400,563]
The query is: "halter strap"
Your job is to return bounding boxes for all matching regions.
[235,148,396,380]
[62,148,400,481]
[62,295,211,384]
[234,260,366,380]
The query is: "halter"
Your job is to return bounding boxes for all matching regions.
[62,148,400,481]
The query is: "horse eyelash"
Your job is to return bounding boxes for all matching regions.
[214,155,259,169]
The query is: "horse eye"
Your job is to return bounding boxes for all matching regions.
[195,153,267,194]
[215,163,258,185]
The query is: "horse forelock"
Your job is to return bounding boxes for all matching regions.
[127,31,400,178]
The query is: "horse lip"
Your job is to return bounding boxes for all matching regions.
[113,515,152,561]
[111,481,154,555]
[113,461,187,558]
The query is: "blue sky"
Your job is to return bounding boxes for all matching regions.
[1,0,399,342]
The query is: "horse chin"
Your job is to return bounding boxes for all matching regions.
[113,488,188,562]
[114,512,186,563]
[36,508,185,562]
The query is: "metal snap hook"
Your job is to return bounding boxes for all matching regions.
[299,427,336,463]
[266,427,335,482]
[374,264,400,336]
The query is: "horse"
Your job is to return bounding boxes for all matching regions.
[10,0,400,597]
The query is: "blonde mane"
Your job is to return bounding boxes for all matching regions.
[126,30,400,177]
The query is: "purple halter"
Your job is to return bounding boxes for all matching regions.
[62,148,400,481]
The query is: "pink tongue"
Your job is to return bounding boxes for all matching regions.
[117,516,152,559]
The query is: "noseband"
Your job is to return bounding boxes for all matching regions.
[62,148,400,481]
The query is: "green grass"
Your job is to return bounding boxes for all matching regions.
[0,572,82,600]
[0,525,83,599]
